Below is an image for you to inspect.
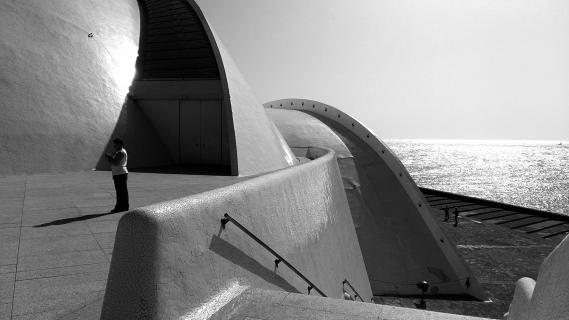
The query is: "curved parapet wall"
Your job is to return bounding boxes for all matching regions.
[101,148,372,319]
[507,235,569,320]
[265,99,486,299]
[0,0,139,174]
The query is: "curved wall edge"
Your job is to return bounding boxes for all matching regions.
[186,0,295,176]
[264,98,487,299]
[101,147,372,319]
[506,235,569,320]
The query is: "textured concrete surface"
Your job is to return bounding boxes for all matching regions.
[0,0,139,174]
[0,171,244,319]
[507,234,569,320]
[266,101,485,299]
[101,148,372,319]
[193,287,493,320]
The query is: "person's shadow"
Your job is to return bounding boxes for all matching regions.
[33,211,119,227]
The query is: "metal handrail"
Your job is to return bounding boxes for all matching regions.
[342,279,364,302]
[221,213,327,297]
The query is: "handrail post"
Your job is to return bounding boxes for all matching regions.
[342,278,364,302]
[220,215,230,229]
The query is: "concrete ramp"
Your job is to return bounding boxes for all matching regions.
[186,286,493,320]
[266,99,487,300]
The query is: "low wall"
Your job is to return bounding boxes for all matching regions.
[507,235,569,320]
[101,148,372,319]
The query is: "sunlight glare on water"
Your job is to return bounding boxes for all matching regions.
[385,139,569,215]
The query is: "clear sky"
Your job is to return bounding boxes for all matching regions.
[196,0,569,140]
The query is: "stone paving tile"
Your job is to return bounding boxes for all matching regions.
[0,273,15,304]
[0,212,21,225]
[16,262,109,281]
[24,188,67,198]
[0,303,11,320]
[57,294,104,320]
[12,273,107,316]
[0,207,22,216]
[0,230,19,265]
[19,234,100,257]
[0,227,20,241]
[11,310,61,320]
[20,223,92,239]
[0,189,25,200]
[2,198,24,209]
[23,198,74,211]
[22,207,77,215]
[93,233,115,249]
[85,220,119,234]
[18,250,107,272]
[0,223,20,230]
[0,265,16,274]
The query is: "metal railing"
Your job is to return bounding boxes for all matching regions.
[220,213,327,297]
[342,279,364,302]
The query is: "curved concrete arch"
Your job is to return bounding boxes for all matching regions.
[265,98,487,299]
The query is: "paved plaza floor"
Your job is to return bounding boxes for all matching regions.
[0,171,245,320]
[0,170,559,319]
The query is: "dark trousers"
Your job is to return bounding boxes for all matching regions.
[112,174,129,210]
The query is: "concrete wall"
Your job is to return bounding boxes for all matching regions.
[507,234,569,320]
[101,148,372,319]
[265,99,486,300]
[0,0,139,174]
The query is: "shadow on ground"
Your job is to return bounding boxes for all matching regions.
[209,235,300,294]
[33,211,121,227]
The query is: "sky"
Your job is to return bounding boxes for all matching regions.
[196,0,569,140]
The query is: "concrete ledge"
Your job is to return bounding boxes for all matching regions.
[101,147,371,319]
[188,286,494,320]
[507,234,569,320]
[506,277,535,320]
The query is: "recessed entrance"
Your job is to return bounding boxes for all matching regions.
[136,99,229,174]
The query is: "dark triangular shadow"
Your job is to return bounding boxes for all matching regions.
[209,235,300,293]
[33,211,120,227]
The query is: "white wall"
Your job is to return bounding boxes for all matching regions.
[101,148,372,319]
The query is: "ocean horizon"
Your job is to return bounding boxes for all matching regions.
[385,139,569,215]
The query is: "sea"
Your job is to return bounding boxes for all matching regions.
[384,139,569,216]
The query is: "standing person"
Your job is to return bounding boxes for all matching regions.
[105,138,129,213]
[443,206,450,222]
[453,207,459,227]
